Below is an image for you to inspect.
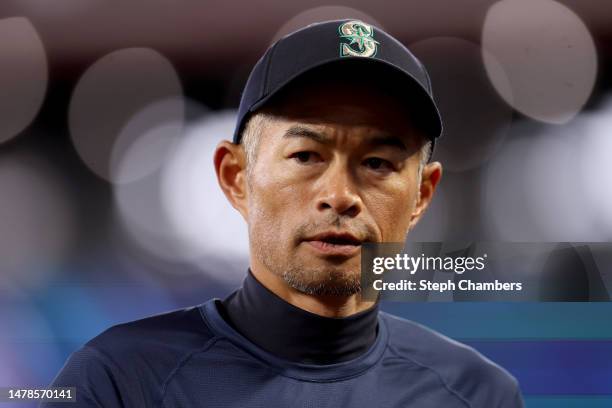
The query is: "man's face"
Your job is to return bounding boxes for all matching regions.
[240,80,437,296]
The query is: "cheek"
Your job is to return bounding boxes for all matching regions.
[365,180,418,241]
[246,165,303,239]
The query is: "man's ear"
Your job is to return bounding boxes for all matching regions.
[408,161,442,230]
[214,140,249,220]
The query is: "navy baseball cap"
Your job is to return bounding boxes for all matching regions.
[232,19,443,158]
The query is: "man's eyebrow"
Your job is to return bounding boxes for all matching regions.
[283,126,331,144]
[282,126,410,151]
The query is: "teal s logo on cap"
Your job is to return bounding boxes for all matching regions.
[339,20,379,58]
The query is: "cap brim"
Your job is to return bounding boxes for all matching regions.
[247,56,443,144]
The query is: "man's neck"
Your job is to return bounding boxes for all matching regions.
[220,268,380,364]
[249,264,376,318]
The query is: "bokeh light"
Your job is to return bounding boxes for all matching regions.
[113,157,183,262]
[161,110,249,277]
[483,111,611,242]
[482,0,597,124]
[410,37,513,172]
[113,109,248,284]
[0,152,77,289]
[69,48,183,183]
[580,97,612,238]
[0,17,48,144]
[483,125,543,241]
[522,122,592,241]
[109,97,184,184]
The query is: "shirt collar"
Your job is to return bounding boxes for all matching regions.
[219,269,380,365]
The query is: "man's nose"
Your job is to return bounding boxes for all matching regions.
[315,162,362,218]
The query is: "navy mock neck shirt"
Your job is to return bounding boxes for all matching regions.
[44,270,524,407]
[219,269,379,364]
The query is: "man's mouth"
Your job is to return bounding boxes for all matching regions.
[303,232,363,257]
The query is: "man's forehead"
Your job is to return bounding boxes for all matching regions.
[259,116,424,156]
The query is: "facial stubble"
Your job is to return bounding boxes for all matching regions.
[250,212,367,297]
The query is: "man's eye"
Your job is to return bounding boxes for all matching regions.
[363,157,394,171]
[290,151,321,164]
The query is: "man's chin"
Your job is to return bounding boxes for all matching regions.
[281,264,362,296]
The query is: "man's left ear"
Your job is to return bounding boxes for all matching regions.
[408,161,442,230]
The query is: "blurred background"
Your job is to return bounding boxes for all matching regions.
[0,0,611,406]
